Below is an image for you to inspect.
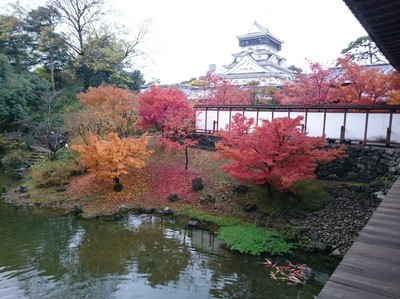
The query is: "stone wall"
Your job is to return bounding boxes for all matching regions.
[316,147,400,182]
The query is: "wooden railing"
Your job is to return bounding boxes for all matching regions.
[194,104,400,147]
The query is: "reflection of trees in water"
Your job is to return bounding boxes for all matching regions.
[132,218,191,287]
[205,251,322,299]
[78,221,140,275]
[0,206,326,298]
[0,208,191,295]
[0,207,80,278]
[0,207,84,297]
[78,216,191,287]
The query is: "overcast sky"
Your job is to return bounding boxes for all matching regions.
[1,0,368,84]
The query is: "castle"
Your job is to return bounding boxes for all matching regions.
[221,20,293,86]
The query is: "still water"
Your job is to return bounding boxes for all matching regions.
[0,202,337,299]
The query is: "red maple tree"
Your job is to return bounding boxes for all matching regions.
[199,71,251,105]
[137,85,197,170]
[275,58,400,105]
[275,62,336,105]
[215,114,345,195]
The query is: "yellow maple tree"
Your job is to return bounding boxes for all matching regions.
[72,132,152,188]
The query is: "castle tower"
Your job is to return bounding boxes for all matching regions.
[222,20,293,86]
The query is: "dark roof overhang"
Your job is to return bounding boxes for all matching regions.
[343,0,400,71]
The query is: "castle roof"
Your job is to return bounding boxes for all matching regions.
[236,20,283,45]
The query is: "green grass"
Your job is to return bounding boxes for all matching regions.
[180,206,241,227]
[26,151,80,188]
[217,224,293,255]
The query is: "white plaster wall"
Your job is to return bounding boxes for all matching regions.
[391,115,400,143]
[195,109,400,143]
[305,113,325,137]
[366,114,390,141]
[345,114,367,140]
[325,113,345,139]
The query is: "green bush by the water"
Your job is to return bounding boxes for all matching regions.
[27,149,80,188]
[293,179,330,211]
[217,224,293,255]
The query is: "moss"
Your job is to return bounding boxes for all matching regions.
[292,180,331,211]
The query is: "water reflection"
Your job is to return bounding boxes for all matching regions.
[0,203,336,298]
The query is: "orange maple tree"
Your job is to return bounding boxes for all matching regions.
[215,114,345,195]
[71,132,151,188]
[67,84,138,143]
[333,56,392,104]
[386,71,400,105]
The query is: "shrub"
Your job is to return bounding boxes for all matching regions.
[217,224,293,255]
[28,158,79,188]
[292,179,330,211]
[1,149,29,168]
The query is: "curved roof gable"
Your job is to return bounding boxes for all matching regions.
[236,20,283,44]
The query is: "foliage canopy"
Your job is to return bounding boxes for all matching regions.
[72,132,151,185]
[215,114,345,193]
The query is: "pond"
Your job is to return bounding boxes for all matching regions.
[0,201,338,299]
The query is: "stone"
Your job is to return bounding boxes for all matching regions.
[117,205,129,215]
[82,212,99,219]
[143,207,154,214]
[331,249,341,257]
[163,207,173,215]
[187,220,199,229]
[371,154,381,161]
[376,163,388,175]
[347,171,359,179]
[73,204,83,216]
[191,176,203,191]
[200,194,215,205]
[386,148,395,155]
[374,191,385,200]
[2,185,8,194]
[167,193,179,202]
[113,184,123,192]
[55,186,67,192]
[243,203,257,213]
[18,184,28,193]
[232,185,249,193]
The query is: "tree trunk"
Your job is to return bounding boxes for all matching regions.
[113,177,123,191]
[266,183,273,198]
[50,150,56,161]
[184,146,189,170]
[50,46,56,96]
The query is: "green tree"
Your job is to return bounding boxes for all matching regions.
[341,36,387,65]
[0,14,35,72]
[0,54,50,131]
[24,5,70,94]
[49,0,150,90]
[288,65,303,74]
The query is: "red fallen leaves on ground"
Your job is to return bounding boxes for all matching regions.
[65,148,215,213]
